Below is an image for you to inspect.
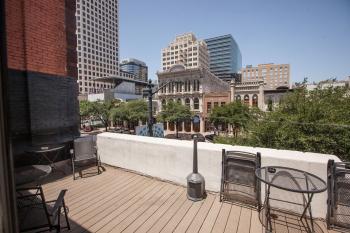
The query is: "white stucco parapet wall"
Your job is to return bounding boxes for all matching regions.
[97,132,341,219]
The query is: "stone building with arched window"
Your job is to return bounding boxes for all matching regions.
[157,64,229,133]
[230,80,265,109]
[230,80,292,111]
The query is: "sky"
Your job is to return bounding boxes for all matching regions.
[119,0,350,83]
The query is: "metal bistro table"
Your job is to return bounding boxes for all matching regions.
[15,165,52,186]
[26,145,66,174]
[255,166,327,233]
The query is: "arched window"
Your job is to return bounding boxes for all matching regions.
[187,80,191,92]
[171,82,175,93]
[252,94,258,107]
[168,82,172,93]
[244,95,250,105]
[236,95,241,102]
[176,82,180,92]
[193,98,199,110]
[193,80,200,91]
[160,83,165,93]
[185,98,190,107]
[177,98,182,103]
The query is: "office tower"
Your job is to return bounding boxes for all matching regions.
[161,33,209,71]
[76,0,119,94]
[120,58,148,82]
[241,63,290,90]
[204,35,242,81]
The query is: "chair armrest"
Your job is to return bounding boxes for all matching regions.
[17,193,41,199]
[16,186,40,192]
[50,189,67,221]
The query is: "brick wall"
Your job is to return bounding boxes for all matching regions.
[5,0,73,76]
[4,0,79,160]
[203,93,230,117]
[5,0,25,70]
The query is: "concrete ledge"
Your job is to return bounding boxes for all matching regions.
[97,132,341,219]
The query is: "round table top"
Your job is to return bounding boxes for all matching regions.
[26,145,65,154]
[255,166,327,194]
[15,165,52,186]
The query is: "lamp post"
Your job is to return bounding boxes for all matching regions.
[147,80,154,137]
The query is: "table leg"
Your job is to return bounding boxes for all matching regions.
[300,192,314,232]
[265,184,272,233]
[43,151,66,175]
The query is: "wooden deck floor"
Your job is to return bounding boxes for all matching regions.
[41,166,336,233]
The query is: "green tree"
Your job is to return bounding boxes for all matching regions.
[157,101,192,138]
[110,102,128,126]
[232,86,350,161]
[126,100,148,129]
[79,100,120,132]
[110,99,148,130]
[209,101,258,137]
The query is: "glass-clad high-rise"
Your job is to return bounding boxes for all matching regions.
[204,35,242,81]
[120,58,148,82]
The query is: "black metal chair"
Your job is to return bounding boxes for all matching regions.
[220,149,261,208]
[70,135,101,180]
[327,160,350,230]
[16,186,70,232]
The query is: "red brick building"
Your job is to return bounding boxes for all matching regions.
[203,92,231,132]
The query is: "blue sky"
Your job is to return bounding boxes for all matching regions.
[119,0,350,83]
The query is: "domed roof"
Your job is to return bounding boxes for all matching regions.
[169,64,186,72]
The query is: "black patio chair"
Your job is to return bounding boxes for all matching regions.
[327,160,350,230]
[70,135,101,180]
[16,186,70,232]
[220,149,261,208]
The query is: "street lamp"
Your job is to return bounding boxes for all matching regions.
[146,79,179,137]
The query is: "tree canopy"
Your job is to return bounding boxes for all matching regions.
[110,99,148,127]
[157,101,192,138]
[215,86,350,161]
[79,99,148,131]
[209,101,259,137]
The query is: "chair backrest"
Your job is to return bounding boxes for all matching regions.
[221,150,261,208]
[327,160,350,230]
[73,136,96,159]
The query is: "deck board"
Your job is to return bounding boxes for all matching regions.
[224,205,241,233]
[186,194,216,233]
[37,166,334,233]
[211,202,232,233]
[198,195,222,233]
[237,207,252,233]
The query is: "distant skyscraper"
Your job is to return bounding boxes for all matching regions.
[204,35,242,81]
[161,33,210,71]
[120,58,148,82]
[76,0,119,94]
[241,63,290,90]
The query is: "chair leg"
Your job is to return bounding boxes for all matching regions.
[56,206,61,233]
[97,158,101,174]
[71,159,76,180]
[63,200,70,230]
